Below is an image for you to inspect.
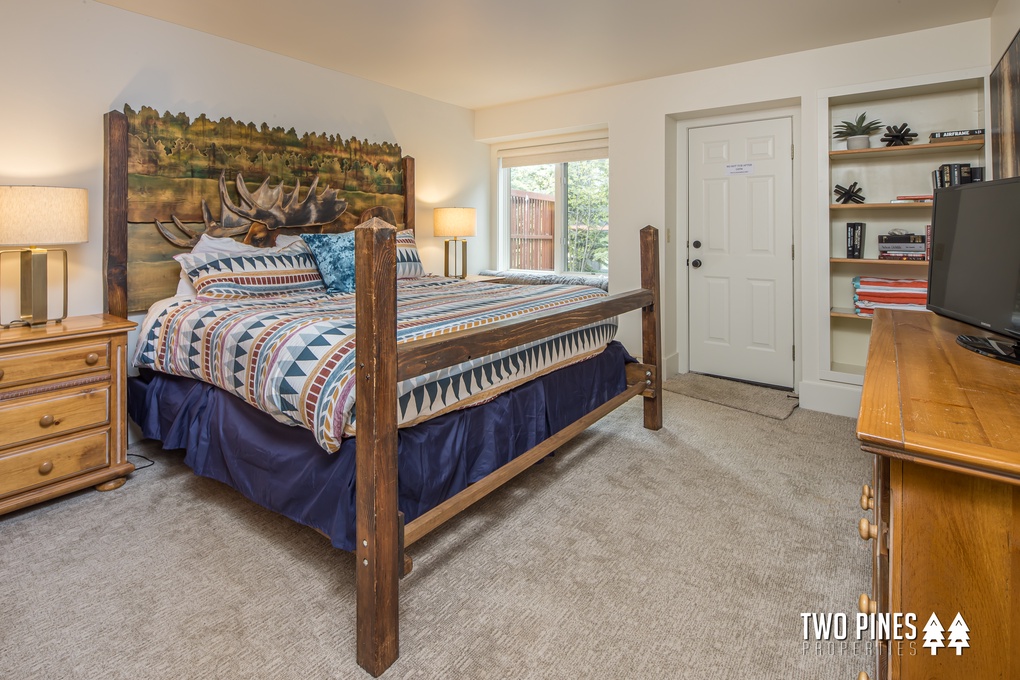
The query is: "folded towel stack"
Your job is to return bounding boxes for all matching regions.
[852,277,928,317]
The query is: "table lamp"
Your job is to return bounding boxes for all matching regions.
[433,207,476,278]
[0,186,89,326]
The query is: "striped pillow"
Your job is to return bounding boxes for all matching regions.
[175,242,325,299]
[396,229,425,279]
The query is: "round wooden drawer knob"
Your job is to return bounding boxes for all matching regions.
[858,518,878,541]
[85,352,100,366]
[860,493,874,511]
[38,461,53,475]
[858,593,877,615]
[862,483,873,498]
[0,367,5,380]
[859,673,871,680]
[39,414,56,428]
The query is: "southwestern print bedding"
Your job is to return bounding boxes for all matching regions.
[133,277,616,452]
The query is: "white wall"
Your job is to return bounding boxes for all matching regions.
[0,0,489,323]
[992,0,1020,61]
[476,20,991,415]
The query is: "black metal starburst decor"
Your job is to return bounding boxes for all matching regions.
[881,123,918,147]
[834,181,865,204]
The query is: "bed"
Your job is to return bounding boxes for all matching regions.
[104,107,661,676]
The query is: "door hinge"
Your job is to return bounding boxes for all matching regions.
[791,144,795,160]
[792,345,796,361]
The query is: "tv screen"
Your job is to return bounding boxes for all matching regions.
[927,176,1020,350]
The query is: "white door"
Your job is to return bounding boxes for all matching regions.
[688,118,794,388]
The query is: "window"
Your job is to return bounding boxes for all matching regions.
[496,136,609,275]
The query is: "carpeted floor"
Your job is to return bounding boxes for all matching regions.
[0,392,873,679]
[663,372,799,420]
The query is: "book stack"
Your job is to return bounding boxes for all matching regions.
[852,277,928,317]
[878,232,926,261]
[930,128,984,143]
[846,222,865,259]
[889,194,932,204]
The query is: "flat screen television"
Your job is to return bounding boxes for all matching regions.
[927,175,1020,365]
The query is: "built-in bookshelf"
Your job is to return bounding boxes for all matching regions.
[821,77,988,385]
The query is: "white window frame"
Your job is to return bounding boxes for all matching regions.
[493,132,609,273]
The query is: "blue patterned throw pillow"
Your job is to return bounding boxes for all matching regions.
[301,232,357,294]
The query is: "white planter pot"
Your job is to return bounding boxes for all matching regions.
[846,135,870,150]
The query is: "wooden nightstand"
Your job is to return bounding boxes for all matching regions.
[0,314,136,515]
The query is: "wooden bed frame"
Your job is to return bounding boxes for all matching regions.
[104,110,662,676]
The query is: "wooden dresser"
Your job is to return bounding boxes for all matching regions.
[856,309,1020,679]
[0,314,136,515]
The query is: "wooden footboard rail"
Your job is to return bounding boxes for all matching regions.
[353,223,661,676]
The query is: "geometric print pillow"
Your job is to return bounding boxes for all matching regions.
[174,245,325,300]
[395,228,425,279]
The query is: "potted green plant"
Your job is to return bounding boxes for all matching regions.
[833,113,883,150]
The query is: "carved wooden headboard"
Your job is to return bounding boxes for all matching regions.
[103,105,415,318]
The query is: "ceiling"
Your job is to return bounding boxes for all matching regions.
[96,0,999,110]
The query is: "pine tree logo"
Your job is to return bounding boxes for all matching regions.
[922,612,945,655]
[947,613,970,655]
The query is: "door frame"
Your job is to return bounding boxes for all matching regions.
[672,102,802,391]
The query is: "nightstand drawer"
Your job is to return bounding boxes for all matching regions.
[0,386,110,450]
[0,340,109,390]
[0,430,110,498]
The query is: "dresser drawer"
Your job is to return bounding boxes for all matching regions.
[0,430,110,498]
[0,385,110,450]
[0,339,109,390]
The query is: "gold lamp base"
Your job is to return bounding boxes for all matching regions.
[444,238,468,279]
[1,247,68,327]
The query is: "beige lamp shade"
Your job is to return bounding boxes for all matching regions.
[0,186,89,246]
[433,207,476,238]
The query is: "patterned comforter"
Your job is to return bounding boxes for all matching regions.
[133,277,617,452]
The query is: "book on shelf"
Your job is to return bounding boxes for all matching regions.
[925,224,932,260]
[934,163,972,188]
[878,243,925,252]
[929,129,984,139]
[877,234,926,244]
[889,198,932,203]
[846,222,865,259]
[896,194,933,201]
[878,252,927,261]
[972,166,985,182]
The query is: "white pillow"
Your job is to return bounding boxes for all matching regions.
[175,233,306,296]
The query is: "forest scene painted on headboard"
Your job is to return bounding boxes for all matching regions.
[121,104,408,313]
[991,30,1020,181]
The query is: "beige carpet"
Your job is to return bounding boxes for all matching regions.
[663,372,799,420]
[0,393,871,679]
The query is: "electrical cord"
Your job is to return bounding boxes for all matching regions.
[127,453,155,470]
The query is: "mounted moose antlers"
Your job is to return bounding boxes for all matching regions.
[155,172,348,248]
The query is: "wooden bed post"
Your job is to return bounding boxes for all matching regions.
[104,110,129,318]
[354,221,401,676]
[640,225,662,430]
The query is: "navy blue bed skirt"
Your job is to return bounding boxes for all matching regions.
[128,341,630,551]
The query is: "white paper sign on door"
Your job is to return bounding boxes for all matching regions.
[725,163,754,176]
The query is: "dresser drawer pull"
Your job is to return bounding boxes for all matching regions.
[858,673,871,680]
[858,593,877,615]
[0,367,5,381]
[85,353,100,366]
[858,518,878,541]
[39,414,60,428]
[38,460,53,475]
